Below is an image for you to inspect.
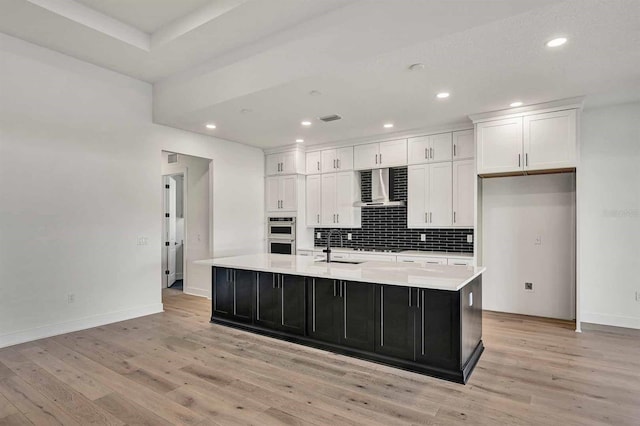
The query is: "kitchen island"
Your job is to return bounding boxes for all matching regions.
[195,253,485,383]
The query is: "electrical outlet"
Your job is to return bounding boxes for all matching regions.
[137,236,148,246]
[420,234,426,242]
[347,233,352,240]
[316,232,321,239]
[67,293,75,304]
[524,282,534,292]
[467,234,473,243]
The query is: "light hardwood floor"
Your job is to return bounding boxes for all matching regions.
[1,289,639,425]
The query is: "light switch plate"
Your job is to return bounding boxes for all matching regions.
[316,232,321,239]
[467,234,473,243]
[420,234,426,242]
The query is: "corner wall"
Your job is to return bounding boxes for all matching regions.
[579,101,640,329]
[0,33,264,348]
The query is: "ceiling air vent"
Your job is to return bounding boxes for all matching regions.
[319,114,342,122]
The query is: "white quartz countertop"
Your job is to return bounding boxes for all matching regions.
[195,254,485,291]
[297,247,473,259]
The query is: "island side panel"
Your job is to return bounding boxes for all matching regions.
[460,275,483,368]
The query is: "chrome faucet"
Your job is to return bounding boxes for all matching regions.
[323,229,343,263]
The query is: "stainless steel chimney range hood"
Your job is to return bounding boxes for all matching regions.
[353,168,406,208]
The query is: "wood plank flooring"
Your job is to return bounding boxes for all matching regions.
[1,289,639,425]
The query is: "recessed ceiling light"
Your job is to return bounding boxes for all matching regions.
[383,123,394,128]
[510,101,523,107]
[546,37,567,47]
[205,123,216,129]
[408,63,425,71]
[301,121,312,126]
[436,92,450,99]
[296,139,304,143]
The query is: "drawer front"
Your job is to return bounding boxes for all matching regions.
[447,258,473,267]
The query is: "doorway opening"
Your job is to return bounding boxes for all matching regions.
[161,151,213,300]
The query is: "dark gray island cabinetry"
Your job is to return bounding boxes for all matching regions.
[203,254,484,384]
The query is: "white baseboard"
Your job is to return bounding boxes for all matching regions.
[184,286,211,299]
[0,303,164,349]
[581,312,640,330]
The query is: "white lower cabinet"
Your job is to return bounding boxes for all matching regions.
[396,256,447,266]
[452,160,475,227]
[408,163,452,228]
[266,175,297,213]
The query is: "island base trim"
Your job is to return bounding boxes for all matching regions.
[211,315,483,384]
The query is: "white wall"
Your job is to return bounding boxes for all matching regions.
[579,101,640,329]
[482,174,576,320]
[0,33,264,348]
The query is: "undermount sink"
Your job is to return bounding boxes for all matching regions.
[315,259,364,265]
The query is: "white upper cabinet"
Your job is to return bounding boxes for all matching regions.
[320,174,337,225]
[452,129,474,160]
[306,151,321,175]
[475,108,578,176]
[266,151,302,176]
[476,117,524,175]
[306,175,322,226]
[452,160,475,227]
[524,109,577,171]
[320,147,354,173]
[354,139,407,170]
[316,172,359,228]
[266,175,297,212]
[408,133,452,165]
[407,163,452,228]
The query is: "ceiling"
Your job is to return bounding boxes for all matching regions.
[1,0,639,149]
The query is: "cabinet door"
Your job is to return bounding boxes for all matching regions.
[280,175,297,211]
[266,154,281,176]
[306,152,321,174]
[335,147,354,171]
[335,172,354,227]
[213,267,234,318]
[375,285,415,361]
[255,272,279,329]
[427,162,452,227]
[452,129,474,160]
[281,151,297,174]
[428,133,452,163]
[416,289,460,369]
[308,278,341,344]
[476,117,523,175]
[233,269,254,323]
[321,173,337,226]
[266,176,280,212]
[353,143,379,170]
[407,165,428,228]
[321,149,337,173]
[379,139,407,167]
[447,258,473,266]
[452,160,475,227]
[524,109,576,171]
[280,275,306,335]
[306,175,322,227]
[407,136,430,165]
[341,281,375,351]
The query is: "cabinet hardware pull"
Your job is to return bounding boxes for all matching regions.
[317,161,320,171]
[416,289,420,308]
[379,153,382,163]
[425,148,428,159]
[336,213,339,223]
[430,212,432,223]
[408,287,412,307]
[430,148,433,159]
[317,214,320,223]
[333,280,337,297]
[518,154,521,167]
[454,211,456,223]
[343,282,347,338]
[380,287,384,346]
[312,279,316,332]
[257,274,260,319]
[272,274,276,288]
[421,292,425,354]
[375,154,378,164]
[333,159,336,169]
[341,281,344,298]
[526,153,528,167]
[454,144,457,157]
[281,276,284,325]
[337,158,340,169]
[233,271,237,314]
[425,212,427,223]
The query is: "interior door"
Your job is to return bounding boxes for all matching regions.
[407,165,427,228]
[164,176,177,287]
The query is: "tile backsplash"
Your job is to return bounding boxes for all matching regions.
[314,167,474,253]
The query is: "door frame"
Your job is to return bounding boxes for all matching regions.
[162,166,188,291]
